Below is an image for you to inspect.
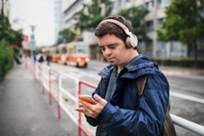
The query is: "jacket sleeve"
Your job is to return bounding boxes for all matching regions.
[96,74,169,136]
[86,78,105,126]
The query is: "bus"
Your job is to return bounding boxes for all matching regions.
[66,41,89,68]
[58,44,68,65]
[50,47,60,63]
[41,46,60,63]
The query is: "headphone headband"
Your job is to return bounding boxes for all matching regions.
[98,19,132,36]
[98,18,138,48]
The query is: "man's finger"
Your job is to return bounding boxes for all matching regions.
[80,99,93,110]
[76,107,85,112]
[93,94,107,104]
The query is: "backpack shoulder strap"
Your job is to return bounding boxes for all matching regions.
[136,75,148,95]
[136,75,177,136]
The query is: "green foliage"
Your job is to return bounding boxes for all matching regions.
[0,42,14,81]
[75,0,112,31]
[157,0,204,65]
[57,28,76,44]
[0,15,23,81]
[157,0,204,43]
[119,6,150,44]
[0,16,23,46]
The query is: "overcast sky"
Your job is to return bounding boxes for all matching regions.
[10,0,55,46]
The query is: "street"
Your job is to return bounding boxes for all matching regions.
[50,61,204,136]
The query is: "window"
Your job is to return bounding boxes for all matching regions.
[146,21,154,32]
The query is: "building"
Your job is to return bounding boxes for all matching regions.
[53,0,63,43]
[111,0,187,58]
[61,0,84,30]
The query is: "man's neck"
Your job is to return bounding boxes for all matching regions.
[117,50,139,73]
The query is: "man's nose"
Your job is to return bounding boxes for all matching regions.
[103,48,111,56]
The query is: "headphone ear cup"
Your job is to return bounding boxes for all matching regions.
[126,33,138,48]
[126,37,132,48]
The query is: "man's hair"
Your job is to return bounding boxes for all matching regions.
[95,15,134,47]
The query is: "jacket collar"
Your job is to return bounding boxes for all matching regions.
[98,55,157,79]
[98,64,114,79]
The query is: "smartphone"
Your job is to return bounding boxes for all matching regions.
[79,95,96,104]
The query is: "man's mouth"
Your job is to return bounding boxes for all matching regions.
[106,58,115,62]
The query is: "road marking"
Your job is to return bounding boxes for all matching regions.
[170,91,204,104]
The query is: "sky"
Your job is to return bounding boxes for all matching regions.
[10,0,55,46]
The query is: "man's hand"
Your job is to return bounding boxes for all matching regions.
[76,94,107,119]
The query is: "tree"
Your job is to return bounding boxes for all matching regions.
[75,0,112,31]
[119,6,150,45]
[0,15,23,80]
[57,28,76,44]
[157,0,204,65]
[0,15,23,47]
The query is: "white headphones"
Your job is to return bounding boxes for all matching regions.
[98,19,138,48]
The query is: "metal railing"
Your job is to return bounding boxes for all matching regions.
[171,114,204,135]
[27,59,204,136]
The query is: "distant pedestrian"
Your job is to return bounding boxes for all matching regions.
[33,54,37,63]
[12,44,21,65]
[77,15,176,136]
[37,53,44,63]
[14,55,21,64]
[46,52,52,66]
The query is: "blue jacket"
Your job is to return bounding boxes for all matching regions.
[87,55,169,136]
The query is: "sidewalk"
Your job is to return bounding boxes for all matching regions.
[90,60,204,80]
[160,66,204,79]
[0,65,70,136]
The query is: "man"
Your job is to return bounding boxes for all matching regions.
[77,15,170,136]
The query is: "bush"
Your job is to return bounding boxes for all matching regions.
[0,43,14,81]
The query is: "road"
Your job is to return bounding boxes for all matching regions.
[49,61,204,136]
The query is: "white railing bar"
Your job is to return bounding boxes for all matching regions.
[60,86,77,102]
[60,104,78,125]
[171,114,204,136]
[170,91,204,104]
[58,71,79,82]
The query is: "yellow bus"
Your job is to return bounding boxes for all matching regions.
[66,41,89,68]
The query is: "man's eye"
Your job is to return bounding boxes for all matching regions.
[107,44,116,49]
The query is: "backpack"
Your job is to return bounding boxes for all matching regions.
[136,76,177,136]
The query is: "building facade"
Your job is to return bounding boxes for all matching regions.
[58,0,188,59]
[61,0,83,30]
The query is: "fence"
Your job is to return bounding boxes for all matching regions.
[26,59,204,136]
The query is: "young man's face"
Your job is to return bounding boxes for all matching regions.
[97,34,133,67]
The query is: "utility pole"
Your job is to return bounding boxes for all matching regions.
[30,25,36,60]
[152,0,158,57]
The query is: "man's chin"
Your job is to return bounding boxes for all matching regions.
[108,61,118,65]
